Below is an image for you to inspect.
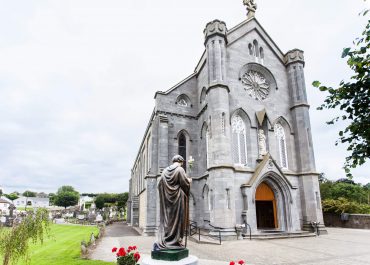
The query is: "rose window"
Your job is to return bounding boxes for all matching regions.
[241,70,270,100]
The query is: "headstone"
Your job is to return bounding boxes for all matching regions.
[95,214,103,222]
[77,214,85,220]
[81,241,88,255]
[8,204,16,217]
[90,233,96,246]
[0,216,6,223]
[55,218,66,224]
[88,212,96,223]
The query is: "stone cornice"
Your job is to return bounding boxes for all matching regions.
[155,104,208,121]
[290,103,310,110]
[285,49,305,67]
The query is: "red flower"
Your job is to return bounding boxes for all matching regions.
[134,252,141,261]
[133,246,137,250]
[117,247,126,257]
[112,247,117,253]
[230,262,235,265]
[238,260,245,265]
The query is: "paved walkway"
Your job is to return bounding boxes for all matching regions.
[90,223,370,265]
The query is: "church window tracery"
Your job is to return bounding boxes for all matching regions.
[231,115,248,166]
[274,123,288,169]
[241,70,270,100]
[176,94,191,107]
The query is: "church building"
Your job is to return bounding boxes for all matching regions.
[127,2,326,237]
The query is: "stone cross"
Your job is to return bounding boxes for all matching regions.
[243,0,257,18]
[8,204,16,217]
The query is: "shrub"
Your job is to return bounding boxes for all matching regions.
[322,198,370,214]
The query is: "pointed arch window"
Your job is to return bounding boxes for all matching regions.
[206,127,210,168]
[274,123,288,169]
[231,115,248,165]
[178,132,187,170]
[200,87,206,104]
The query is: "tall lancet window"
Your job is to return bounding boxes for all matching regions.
[274,123,288,169]
[231,115,248,165]
[206,128,210,168]
[178,133,187,170]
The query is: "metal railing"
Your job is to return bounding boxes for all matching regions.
[188,220,252,244]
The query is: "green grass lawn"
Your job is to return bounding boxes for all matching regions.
[1,224,115,265]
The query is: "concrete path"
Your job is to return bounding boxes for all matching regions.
[90,223,370,265]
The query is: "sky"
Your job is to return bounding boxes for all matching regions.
[0,0,369,194]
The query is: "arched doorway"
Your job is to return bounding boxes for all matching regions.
[255,182,278,229]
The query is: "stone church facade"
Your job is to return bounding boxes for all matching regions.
[127,8,325,236]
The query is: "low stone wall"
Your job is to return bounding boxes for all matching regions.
[324,213,370,229]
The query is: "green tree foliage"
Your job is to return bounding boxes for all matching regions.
[94,195,105,210]
[117,192,129,211]
[0,208,50,265]
[22,191,37,197]
[4,193,19,201]
[319,175,369,203]
[313,15,370,178]
[331,182,368,203]
[322,198,370,214]
[319,174,370,213]
[57,186,77,194]
[48,193,56,205]
[94,193,129,210]
[54,186,79,209]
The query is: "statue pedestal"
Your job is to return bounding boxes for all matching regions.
[141,255,198,265]
[142,249,198,265]
[152,249,189,261]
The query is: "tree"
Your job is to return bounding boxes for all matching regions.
[48,193,56,205]
[57,186,77,194]
[313,14,370,178]
[37,192,48,198]
[117,192,129,211]
[0,208,50,265]
[54,186,79,209]
[4,193,19,201]
[94,195,105,210]
[22,191,37,197]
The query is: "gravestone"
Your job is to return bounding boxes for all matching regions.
[90,233,96,246]
[55,218,66,224]
[88,212,96,223]
[0,216,6,224]
[95,214,103,223]
[77,214,85,220]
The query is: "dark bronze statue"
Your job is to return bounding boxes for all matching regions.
[155,155,191,250]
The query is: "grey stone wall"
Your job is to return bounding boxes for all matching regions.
[324,213,370,229]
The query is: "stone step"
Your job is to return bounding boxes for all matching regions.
[247,231,316,240]
[188,234,221,245]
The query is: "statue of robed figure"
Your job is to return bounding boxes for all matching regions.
[155,155,191,250]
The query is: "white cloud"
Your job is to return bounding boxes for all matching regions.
[0,0,369,194]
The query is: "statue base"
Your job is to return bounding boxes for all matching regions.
[142,255,198,265]
[151,249,189,261]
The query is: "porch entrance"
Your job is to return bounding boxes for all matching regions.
[255,182,278,229]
